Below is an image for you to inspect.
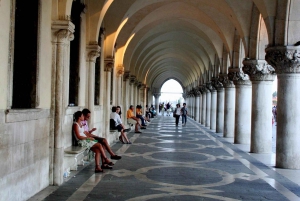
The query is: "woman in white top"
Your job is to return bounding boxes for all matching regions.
[73,111,114,173]
[174,104,181,126]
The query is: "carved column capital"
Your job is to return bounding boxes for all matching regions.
[86,43,100,63]
[116,65,125,77]
[242,59,276,81]
[123,71,130,81]
[137,82,142,89]
[228,67,251,86]
[153,93,161,99]
[219,73,234,88]
[265,46,300,74]
[104,57,114,72]
[52,20,75,43]
[129,75,136,85]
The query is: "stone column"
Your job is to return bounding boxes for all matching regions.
[104,58,114,138]
[201,86,206,125]
[229,67,252,144]
[153,93,161,114]
[215,78,224,133]
[86,44,100,127]
[116,65,125,106]
[266,46,300,169]
[205,83,212,127]
[220,74,235,138]
[198,89,202,123]
[51,21,74,185]
[122,71,130,120]
[129,75,136,105]
[243,60,276,153]
[210,87,217,131]
[195,90,201,122]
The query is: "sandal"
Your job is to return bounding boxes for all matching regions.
[101,164,113,169]
[95,165,104,173]
[104,158,115,166]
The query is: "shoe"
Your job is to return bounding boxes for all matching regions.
[127,142,132,144]
[95,165,104,173]
[141,127,146,129]
[135,131,142,133]
[119,136,125,144]
[110,155,121,160]
[101,164,113,169]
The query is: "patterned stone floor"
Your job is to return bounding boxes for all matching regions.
[29,116,300,201]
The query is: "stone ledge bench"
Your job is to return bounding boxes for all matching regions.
[64,146,89,171]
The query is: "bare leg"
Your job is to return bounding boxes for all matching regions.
[92,143,113,165]
[101,139,116,156]
[90,147,102,172]
[121,130,130,143]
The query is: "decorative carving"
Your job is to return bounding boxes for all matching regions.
[242,59,276,81]
[219,73,234,88]
[228,67,251,86]
[129,75,136,85]
[104,57,114,72]
[265,46,300,74]
[153,93,161,98]
[56,29,74,43]
[87,50,100,63]
[116,65,125,77]
[123,71,130,81]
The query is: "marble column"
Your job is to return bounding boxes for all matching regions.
[210,88,217,130]
[51,22,74,185]
[229,67,252,144]
[201,86,206,125]
[195,90,201,122]
[220,74,235,138]
[243,60,276,153]
[104,58,114,138]
[216,79,224,133]
[122,71,130,120]
[154,93,161,114]
[205,83,212,127]
[129,75,136,105]
[86,45,100,127]
[198,90,202,124]
[266,46,300,169]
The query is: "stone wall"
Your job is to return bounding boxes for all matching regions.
[0,109,50,200]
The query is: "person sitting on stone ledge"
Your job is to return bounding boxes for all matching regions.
[127,105,146,133]
[81,108,121,168]
[73,111,114,173]
[110,106,131,144]
[136,105,147,127]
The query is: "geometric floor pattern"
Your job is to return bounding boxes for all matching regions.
[37,116,300,201]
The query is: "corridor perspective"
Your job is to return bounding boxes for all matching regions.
[30,116,300,201]
[1,0,300,200]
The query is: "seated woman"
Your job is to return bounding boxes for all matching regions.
[73,111,114,172]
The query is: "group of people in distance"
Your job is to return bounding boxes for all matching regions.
[73,109,122,173]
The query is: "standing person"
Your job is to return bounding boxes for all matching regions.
[174,104,181,126]
[81,108,122,162]
[166,102,171,116]
[181,103,188,126]
[161,102,165,116]
[111,106,131,144]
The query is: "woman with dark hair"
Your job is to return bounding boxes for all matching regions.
[73,111,114,173]
[116,106,122,117]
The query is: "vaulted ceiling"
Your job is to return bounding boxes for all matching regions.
[94,0,276,91]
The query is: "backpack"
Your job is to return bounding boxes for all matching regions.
[181,107,187,115]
